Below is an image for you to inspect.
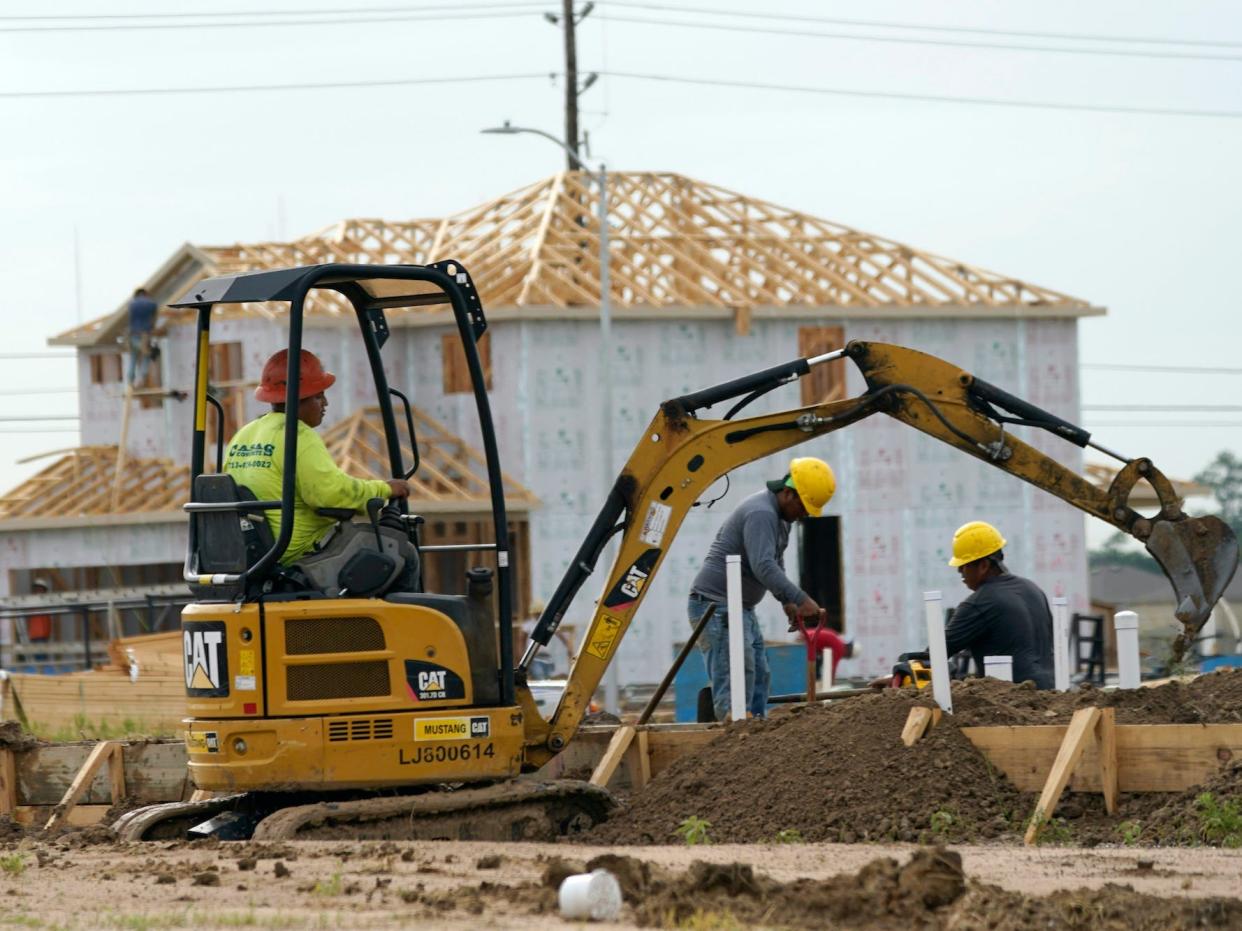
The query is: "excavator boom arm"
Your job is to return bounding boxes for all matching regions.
[520,341,1237,766]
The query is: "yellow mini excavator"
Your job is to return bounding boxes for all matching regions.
[115,262,1237,841]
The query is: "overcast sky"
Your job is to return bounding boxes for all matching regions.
[2,1,1239,537]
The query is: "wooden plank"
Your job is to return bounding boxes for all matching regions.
[45,740,117,831]
[14,804,109,828]
[0,749,15,815]
[901,707,941,747]
[1097,709,1118,815]
[635,734,655,789]
[1024,708,1100,846]
[963,723,1242,793]
[590,725,636,788]
[17,741,188,806]
[108,744,126,803]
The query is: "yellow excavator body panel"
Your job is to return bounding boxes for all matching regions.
[181,599,524,791]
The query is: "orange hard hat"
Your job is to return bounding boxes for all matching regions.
[255,349,336,403]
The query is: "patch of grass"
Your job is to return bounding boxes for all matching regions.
[772,828,803,844]
[0,853,27,876]
[0,915,48,928]
[312,869,345,897]
[675,816,713,846]
[1118,820,1143,846]
[35,714,173,742]
[196,912,307,929]
[1196,792,1242,848]
[928,809,955,837]
[103,913,189,931]
[1035,815,1074,846]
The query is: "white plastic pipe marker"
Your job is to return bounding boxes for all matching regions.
[726,554,746,721]
[984,655,1013,682]
[924,591,952,714]
[1114,610,1141,689]
[820,647,834,692]
[1053,596,1071,691]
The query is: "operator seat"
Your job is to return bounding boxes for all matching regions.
[187,474,281,602]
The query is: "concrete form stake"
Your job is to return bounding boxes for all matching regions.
[726,555,746,721]
[1053,596,1071,691]
[923,591,952,714]
[1114,610,1141,689]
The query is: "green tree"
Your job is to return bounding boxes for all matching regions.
[1194,451,1242,537]
[1089,531,1161,573]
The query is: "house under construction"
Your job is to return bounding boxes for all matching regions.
[0,171,1104,681]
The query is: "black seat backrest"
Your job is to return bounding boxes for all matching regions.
[189,474,275,601]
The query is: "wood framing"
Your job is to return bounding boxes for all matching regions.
[45,740,122,831]
[901,706,942,747]
[50,171,1098,350]
[0,404,537,524]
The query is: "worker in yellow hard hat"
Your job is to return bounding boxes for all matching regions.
[942,521,1055,689]
[687,456,856,721]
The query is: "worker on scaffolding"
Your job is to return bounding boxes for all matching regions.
[687,457,845,721]
[224,349,412,578]
[126,288,159,387]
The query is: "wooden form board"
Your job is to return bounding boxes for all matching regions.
[541,723,720,792]
[15,741,189,806]
[963,721,1242,793]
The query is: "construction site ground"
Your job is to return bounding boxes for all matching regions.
[4,672,1242,928]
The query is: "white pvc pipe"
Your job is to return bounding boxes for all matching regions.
[1114,610,1141,689]
[923,591,952,714]
[726,555,746,721]
[984,655,1013,682]
[1053,596,1071,691]
[820,648,834,692]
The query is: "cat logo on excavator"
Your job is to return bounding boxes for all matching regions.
[184,622,228,697]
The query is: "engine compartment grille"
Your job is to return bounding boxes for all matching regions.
[327,718,396,742]
[285,617,385,655]
[287,661,390,701]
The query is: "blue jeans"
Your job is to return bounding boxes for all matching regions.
[128,331,152,386]
[688,592,769,720]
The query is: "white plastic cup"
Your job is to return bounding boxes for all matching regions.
[559,869,622,921]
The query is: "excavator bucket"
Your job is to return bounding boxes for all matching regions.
[1145,515,1239,660]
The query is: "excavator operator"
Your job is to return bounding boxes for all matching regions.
[224,349,411,570]
[943,521,1055,689]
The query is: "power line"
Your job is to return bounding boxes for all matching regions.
[1082,404,1242,412]
[0,72,553,100]
[601,70,1242,120]
[0,352,75,359]
[605,1,1242,51]
[0,8,544,33]
[0,2,543,20]
[0,387,77,396]
[0,428,80,434]
[600,13,1242,63]
[0,416,79,423]
[1085,420,1242,428]
[1082,362,1242,375]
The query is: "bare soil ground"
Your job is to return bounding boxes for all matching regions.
[1,837,1242,930]
[588,671,1242,848]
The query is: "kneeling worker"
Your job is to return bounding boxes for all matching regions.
[225,349,410,567]
[943,521,1054,689]
[688,456,838,721]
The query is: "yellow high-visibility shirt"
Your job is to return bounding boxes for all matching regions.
[224,412,393,564]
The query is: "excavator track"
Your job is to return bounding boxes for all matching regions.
[113,780,613,843]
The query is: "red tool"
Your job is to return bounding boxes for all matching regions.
[793,610,849,703]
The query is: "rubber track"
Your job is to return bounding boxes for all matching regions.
[250,779,613,841]
[112,795,247,842]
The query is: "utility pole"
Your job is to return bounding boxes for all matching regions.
[561,0,580,170]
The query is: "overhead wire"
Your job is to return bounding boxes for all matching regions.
[599,70,1242,120]
[1082,362,1242,374]
[599,14,1242,64]
[0,8,547,33]
[0,2,546,20]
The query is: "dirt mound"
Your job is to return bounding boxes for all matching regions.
[429,848,1242,929]
[0,720,38,751]
[1134,761,1242,847]
[586,689,1025,846]
[949,669,1242,726]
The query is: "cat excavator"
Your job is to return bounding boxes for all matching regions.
[115,261,1237,841]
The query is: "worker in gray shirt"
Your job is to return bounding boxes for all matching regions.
[688,457,836,720]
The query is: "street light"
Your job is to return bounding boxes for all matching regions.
[482,121,619,713]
